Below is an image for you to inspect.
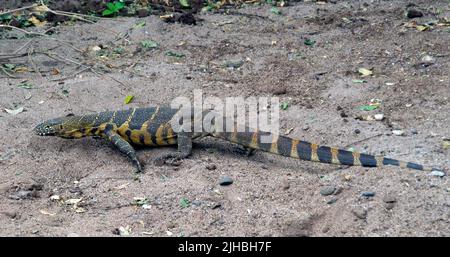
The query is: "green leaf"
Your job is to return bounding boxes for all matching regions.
[17,82,33,89]
[61,89,69,97]
[2,63,16,71]
[106,2,115,10]
[304,38,315,46]
[180,198,190,208]
[102,9,115,16]
[359,105,378,111]
[115,2,125,10]
[352,79,367,83]
[113,47,124,54]
[165,51,185,58]
[140,40,158,49]
[280,102,289,110]
[133,21,146,29]
[271,7,281,15]
[124,95,134,104]
[133,197,148,206]
[443,140,450,150]
[0,14,12,21]
[179,0,190,8]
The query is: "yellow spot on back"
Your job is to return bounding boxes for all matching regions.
[311,143,319,162]
[290,139,299,158]
[375,156,384,167]
[352,152,361,166]
[270,134,279,154]
[129,130,143,145]
[155,124,167,145]
[249,131,259,149]
[165,125,177,145]
[72,131,83,138]
[331,147,340,164]
[399,161,407,168]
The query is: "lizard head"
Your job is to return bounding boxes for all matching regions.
[34,114,87,138]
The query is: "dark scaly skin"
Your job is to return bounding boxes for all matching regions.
[34,106,439,173]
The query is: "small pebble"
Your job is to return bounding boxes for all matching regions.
[320,186,336,196]
[8,190,33,200]
[327,198,337,204]
[206,164,217,170]
[406,9,423,19]
[421,55,435,64]
[282,180,290,190]
[333,187,343,195]
[219,176,233,186]
[392,130,405,136]
[273,88,287,95]
[2,211,18,219]
[374,114,384,121]
[383,195,397,203]
[302,125,310,131]
[137,9,149,17]
[211,202,222,209]
[362,191,376,197]
[354,129,361,134]
[385,202,395,210]
[430,170,445,177]
[411,128,418,134]
[191,200,202,206]
[351,208,367,219]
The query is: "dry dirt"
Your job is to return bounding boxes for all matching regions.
[0,0,449,237]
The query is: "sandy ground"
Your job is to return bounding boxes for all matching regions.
[0,1,449,236]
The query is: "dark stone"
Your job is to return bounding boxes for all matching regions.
[406,9,423,19]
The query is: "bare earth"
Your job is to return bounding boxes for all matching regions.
[0,1,449,236]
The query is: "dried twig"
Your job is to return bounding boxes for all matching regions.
[0,25,83,52]
[49,67,91,82]
[344,133,383,148]
[27,47,42,77]
[0,3,38,16]
[13,39,34,54]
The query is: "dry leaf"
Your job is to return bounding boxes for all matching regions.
[65,198,83,205]
[32,5,50,13]
[5,107,24,115]
[14,67,29,72]
[50,195,60,201]
[74,207,86,213]
[443,140,450,150]
[114,183,129,190]
[358,68,373,77]
[416,25,428,31]
[40,209,56,216]
[51,68,60,75]
[28,16,46,27]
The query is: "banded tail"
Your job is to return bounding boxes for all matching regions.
[213,130,435,172]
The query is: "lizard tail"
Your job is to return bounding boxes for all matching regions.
[213,130,437,172]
